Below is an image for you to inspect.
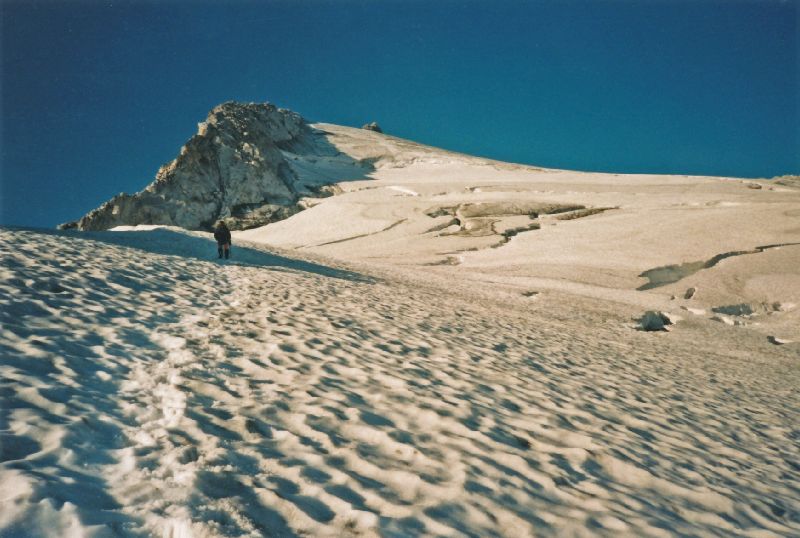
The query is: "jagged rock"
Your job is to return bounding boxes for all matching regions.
[60,102,317,231]
[362,122,383,133]
[767,336,793,345]
[637,311,680,331]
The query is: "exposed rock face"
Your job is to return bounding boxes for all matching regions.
[362,122,383,133]
[60,102,333,231]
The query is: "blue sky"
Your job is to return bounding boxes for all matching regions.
[2,0,798,228]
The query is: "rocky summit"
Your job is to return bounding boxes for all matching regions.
[60,102,370,231]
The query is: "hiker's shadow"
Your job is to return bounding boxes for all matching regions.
[75,228,375,283]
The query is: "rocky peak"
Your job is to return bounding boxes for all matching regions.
[60,102,315,231]
[203,101,305,147]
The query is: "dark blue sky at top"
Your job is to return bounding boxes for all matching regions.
[2,0,798,228]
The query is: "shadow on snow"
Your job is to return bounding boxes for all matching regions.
[9,226,375,284]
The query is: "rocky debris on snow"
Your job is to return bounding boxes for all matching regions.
[773,175,800,188]
[637,310,681,331]
[362,122,383,133]
[684,287,697,299]
[425,255,463,266]
[59,102,364,232]
[711,314,732,325]
[712,303,756,316]
[711,302,795,318]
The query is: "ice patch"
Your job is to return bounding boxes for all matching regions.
[387,185,419,196]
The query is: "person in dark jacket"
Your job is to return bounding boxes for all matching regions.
[213,221,232,259]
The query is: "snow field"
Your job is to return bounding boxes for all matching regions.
[1,228,798,537]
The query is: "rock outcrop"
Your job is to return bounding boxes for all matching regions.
[60,102,356,231]
[362,122,383,133]
[637,310,681,331]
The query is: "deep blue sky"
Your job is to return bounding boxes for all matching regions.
[2,0,798,228]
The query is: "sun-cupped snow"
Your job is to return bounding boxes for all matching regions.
[1,226,798,537]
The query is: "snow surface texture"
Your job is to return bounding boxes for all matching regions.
[1,227,798,537]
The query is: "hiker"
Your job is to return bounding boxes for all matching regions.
[213,221,232,259]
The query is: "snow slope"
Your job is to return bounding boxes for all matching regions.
[1,226,798,537]
[242,124,800,343]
